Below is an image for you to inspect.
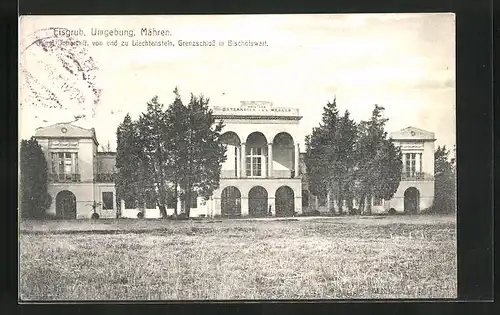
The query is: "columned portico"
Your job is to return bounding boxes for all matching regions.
[213,101,303,217]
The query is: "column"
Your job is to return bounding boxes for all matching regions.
[295,196,303,215]
[71,153,76,174]
[268,143,273,178]
[294,143,300,178]
[241,143,246,178]
[268,196,275,216]
[402,152,406,178]
[415,153,421,175]
[419,153,423,174]
[213,198,221,216]
[236,146,240,178]
[241,197,249,216]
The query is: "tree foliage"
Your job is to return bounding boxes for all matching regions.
[115,114,151,217]
[304,99,358,214]
[20,137,52,218]
[432,145,456,213]
[355,105,402,214]
[178,93,226,218]
[305,101,402,215]
[115,88,227,218]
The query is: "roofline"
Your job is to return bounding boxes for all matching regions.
[214,115,303,121]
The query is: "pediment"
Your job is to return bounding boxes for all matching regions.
[390,126,435,141]
[34,123,95,139]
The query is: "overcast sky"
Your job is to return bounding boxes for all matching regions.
[19,13,456,151]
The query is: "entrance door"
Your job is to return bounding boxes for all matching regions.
[248,186,268,217]
[404,187,420,214]
[275,186,295,217]
[56,190,77,219]
[221,186,241,217]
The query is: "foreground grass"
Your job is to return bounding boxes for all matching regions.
[19,215,457,300]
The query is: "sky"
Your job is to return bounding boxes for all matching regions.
[19,13,456,152]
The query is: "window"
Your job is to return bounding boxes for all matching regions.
[51,152,78,180]
[102,192,114,210]
[405,153,416,177]
[246,147,264,177]
[190,192,198,209]
[373,197,382,206]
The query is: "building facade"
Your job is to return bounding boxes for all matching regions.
[207,101,303,217]
[34,123,117,219]
[32,107,435,219]
[382,126,436,214]
[301,126,436,214]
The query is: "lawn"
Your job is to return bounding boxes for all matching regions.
[19,215,457,300]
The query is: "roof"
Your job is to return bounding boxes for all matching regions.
[34,123,99,145]
[390,126,436,141]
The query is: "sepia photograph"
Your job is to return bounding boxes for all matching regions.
[18,13,457,300]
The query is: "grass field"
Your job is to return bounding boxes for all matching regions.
[19,215,457,300]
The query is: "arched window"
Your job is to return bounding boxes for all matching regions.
[246,132,267,177]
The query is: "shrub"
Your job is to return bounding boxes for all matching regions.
[91,213,100,220]
[20,138,52,219]
[388,208,397,215]
[137,212,144,219]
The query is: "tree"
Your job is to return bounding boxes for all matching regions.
[20,137,52,218]
[115,114,149,217]
[304,99,358,214]
[304,99,340,213]
[432,145,456,213]
[334,110,358,214]
[163,88,190,217]
[355,105,402,214]
[136,96,171,218]
[116,89,227,219]
[177,93,227,218]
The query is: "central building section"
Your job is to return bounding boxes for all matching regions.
[211,101,303,217]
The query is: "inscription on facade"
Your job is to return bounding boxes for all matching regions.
[400,142,424,149]
[49,140,79,148]
[213,101,299,116]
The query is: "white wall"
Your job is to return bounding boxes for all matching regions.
[78,139,95,182]
[47,183,94,219]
